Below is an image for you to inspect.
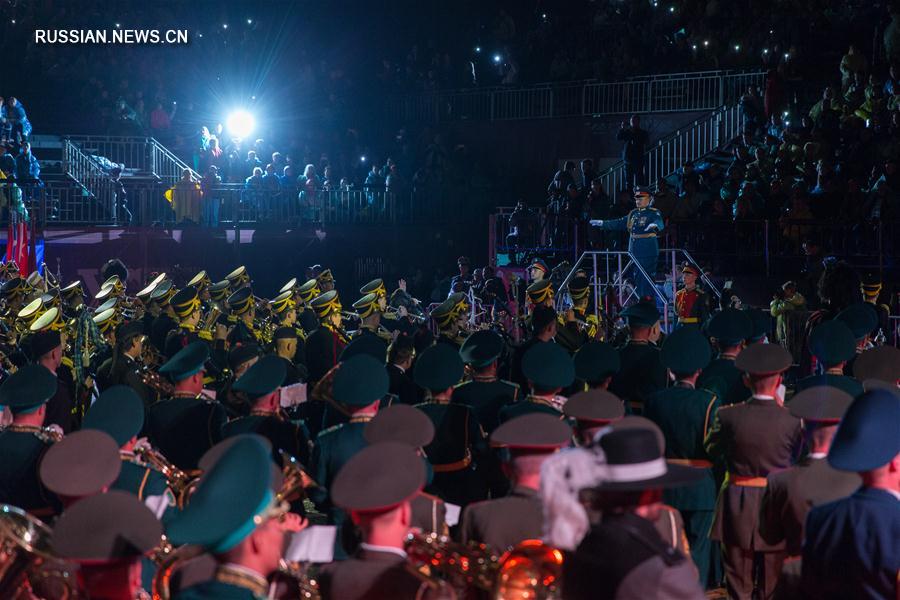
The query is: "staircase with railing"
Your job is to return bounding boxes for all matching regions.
[58,139,116,223]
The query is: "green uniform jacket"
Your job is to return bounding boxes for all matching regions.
[609,341,667,414]
[498,394,563,423]
[459,485,543,552]
[223,412,313,468]
[174,580,262,600]
[643,384,719,510]
[697,356,746,406]
[452,377,519,433]
[795,374,864,397]
[0,429,60,515]
[147,395,227,471]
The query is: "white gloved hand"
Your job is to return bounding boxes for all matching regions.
[646,223,659,231]
[589,220,604,227]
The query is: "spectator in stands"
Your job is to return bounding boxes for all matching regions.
[386,163,406,198]
[617,115,648,189]
[321,166,335,191]
[579,159,596,191]
[884,64,899,97]
[739,86,764,134]
[110,166,131,226]
[299,164,318,205]
[585,178,610,220]
[280,165,298,196]
[201,166,222,227]
[14,142,40,182]
[271,152,285,173]
[261,163,281,191]
[364,163,384,206]
[0,144,15,177]
[733,181,760,220]
[2,97,32,144]
[719,166,744,211]
[809,87,843,127]
[547,160,576,199]
[149,101,176,136]
[651,178,677,220]
[839,45,868,92]
[244,151,262,180]
[245,167,264,188]
[672,177,704,219]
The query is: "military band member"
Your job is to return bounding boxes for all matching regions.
[317,268,336,293]
[295,278,322,334]
[148,341,226,471]
[51,491,163,600]
[801,389,900,600]
[166,436,289,600]
[188,269,213,303]
[320,442,454,600]
[225,264,251,291]
[573,340,620,392]
[526,278,554,312]
[91,308,118,389]
[269,290,306,347]
[38,429,122,508]
[859,272,891,334]
[148,279,178,354]
[226,287,259,343]
[0,364,62,516]
[352,292,392,342]
[82,385,175,517]
[165,285,213,359]
[608,299,667,414]
[675,264,712,327]
[312,355,388,558]
[454,330,519,433]
[643,326,719,587]
[564,427,706,600]
[98,320,155,407]
[431,292,469,349]
[758,387,861,596]
[509,305,557,390]
[705,343,801,600]
[29,312,79,433]
[363,404,448,536]
[0,275,29,321]
[304,290,349,385]
[556,276,593,352]
[413,343,490,507]
[746,309,772,344]
[797,320,864,396]
[224,354,313,468]
[696,308,754,407]
[834,301,879,370]
[852,344,900,387]
[208,279,231,306]
[218,343,262,418]
[528,258,549,284]
[501,341,574,421]
[460,413,571,551]
[562,389,625,446]
[387,334,420,406]
[59,279,85,319]
[272,327,305,384]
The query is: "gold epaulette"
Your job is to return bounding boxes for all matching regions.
[61,356,74,368]
[198,329,213,341]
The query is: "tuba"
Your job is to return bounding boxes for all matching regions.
[132,447,196,508]
[270,559,321,600]
[151,543,206,600]
[276,451,318,504]
[405,531,499,593]
[493,539,563,600]
[0,504,80,599]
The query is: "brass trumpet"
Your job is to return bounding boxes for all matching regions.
[133,446,196,508]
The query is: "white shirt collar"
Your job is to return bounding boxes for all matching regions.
[752,394,776,401]
[886,489,900,502]
[359,542,407,559]
[392,364,405,374]
[808,452,827,459]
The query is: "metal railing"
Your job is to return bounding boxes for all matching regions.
[597,103,746,195]
[64,135,151,172]
[60,140,116,220]
[392,70,766,123]
[149,138,199,184]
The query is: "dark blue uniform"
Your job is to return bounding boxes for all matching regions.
[598,207,664,298]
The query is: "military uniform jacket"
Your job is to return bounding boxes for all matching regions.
[44,365,76,434]
[150,313,178,354]
[223,411,312,468]
[643,384,719,511]
[675,287,712,326]
[600,207,665,258]
[498,394,563,423]
[411,492,447,535]
[564,512,705,600]
[318,548,450,600]
[147,394,227,471]
[609,341,667,414]
[451,377,519,433]
[304,326,347,384]
[802,487,900,600]
[704,397,802,550]
[696,356,746,406]
[105,353,156,407]
[164,324,213,360]
[758,456,862,555]
[795,373,864,397]
[174,580,260,600]
[387,363,420,406]
[0,428,60,515]
[459,485,543,552]
[311,419,370,512]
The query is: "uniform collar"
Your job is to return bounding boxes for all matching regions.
[675,381,695,389]
[215,564,268,598]
[359,542,407,559]
[751,394,775,401]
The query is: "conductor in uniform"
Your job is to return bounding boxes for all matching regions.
[590,186,664,299]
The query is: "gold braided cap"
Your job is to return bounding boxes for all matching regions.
[270,290,296,314]
[352,293,381,319]
[310,290,341,318]
[527,279,554,304]
[188,270,211,290]
[359,278,386,298]
[92,308,118,333]
[316,269,334,283]
[30,306,66,332]
[279,277,298,294]
[297,279,321,302]
[226,265,250,286]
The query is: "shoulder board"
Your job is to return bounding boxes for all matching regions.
[648,207,660,213]
[453,381,470,389]
[317,423,345,438]
[499,379,518,388]
[675,288,684,297]
[716,402,738,411]
[198,330,213,341]
[61,356,74,368]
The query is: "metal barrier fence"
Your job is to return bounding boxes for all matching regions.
[392,70,766,123]
[149,138,200,184]
[64,135,151,172]
[60,140,116,220]
[597,103,746,195]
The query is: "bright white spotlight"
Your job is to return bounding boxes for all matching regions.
[493,54,502,64]
[226,110,255,139]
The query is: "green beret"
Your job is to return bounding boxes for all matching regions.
[522,342,575,390]
[340,334,388,364]
[333,355,389,407]
[233,355,287,399]
[167,437,273,552]
[413,344,464,392]
[574,341,620,383]
[835,303,879,341]
[83,385,144,446]
[51,491,163,563]
[809,320,856,367]
[159,341,210,381]
[39,430,121,498]
[660,326,712,373]
[331,442,425,512]
[621,300,660,327]
[490,413,572,449]
[364,405,435,448]
[0,364,58,413]
[706,308,753,346]
[459,330,503,368]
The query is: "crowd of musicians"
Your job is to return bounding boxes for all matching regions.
[0,254,897,600]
